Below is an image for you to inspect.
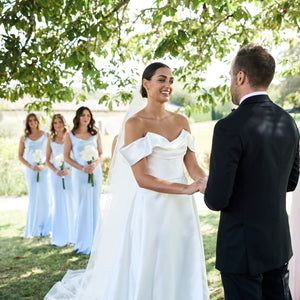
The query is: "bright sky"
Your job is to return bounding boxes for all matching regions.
[127,0,232,88]
[126,0,288,87]
[0,0,232,91]
[1,1,285,93]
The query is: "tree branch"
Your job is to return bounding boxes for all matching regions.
[9,0,35,82]
[104,0,130,20]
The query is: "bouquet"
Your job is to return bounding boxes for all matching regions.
[80,145,98,187]
[55,154,65,190]
[32,149,43,182]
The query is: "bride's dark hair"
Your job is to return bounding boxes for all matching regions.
[71,106,97,136]
[140,62,171,98]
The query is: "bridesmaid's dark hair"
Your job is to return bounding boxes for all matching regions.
[50,114,67,141]
[140,62,171,98]
[71,106,97,136]
[24,113,40,138]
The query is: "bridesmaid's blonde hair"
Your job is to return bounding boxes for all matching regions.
[49,114,67,141]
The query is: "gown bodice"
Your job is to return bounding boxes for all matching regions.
[120,129,194,181]
[50,141,71,170]
[69,132,99,166]
[24,132,48,164]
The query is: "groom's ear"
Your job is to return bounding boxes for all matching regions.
[237,71,247,86]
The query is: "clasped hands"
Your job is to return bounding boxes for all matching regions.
[56,169,71,177]
[82,161,97,174]
[31,164,46,172]
[191,176,208,194]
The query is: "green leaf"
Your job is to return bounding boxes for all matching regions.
[178,30,188,43]
[108,100,113,111]
[99,94,109,104]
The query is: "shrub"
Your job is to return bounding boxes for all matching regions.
[0,137,27,196]
[101,155,111,185]
[0,121,22,138]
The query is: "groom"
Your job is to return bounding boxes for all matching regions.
[203,44,299,299]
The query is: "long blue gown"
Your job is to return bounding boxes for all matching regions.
[24,132,52,238]
[50,140,75,246]
[69,132,102,254]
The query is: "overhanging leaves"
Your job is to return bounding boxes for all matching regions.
[0,0,299,112]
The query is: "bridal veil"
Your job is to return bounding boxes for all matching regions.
[45,91,146,300]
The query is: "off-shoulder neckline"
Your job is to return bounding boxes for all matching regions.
[145,128,188,143]
[123,129,190,149]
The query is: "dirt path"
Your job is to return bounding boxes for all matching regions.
[0,195,29,211]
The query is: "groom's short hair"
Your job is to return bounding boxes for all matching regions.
[233,44,275,89]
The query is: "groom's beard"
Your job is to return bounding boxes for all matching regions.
[230,80,241,106]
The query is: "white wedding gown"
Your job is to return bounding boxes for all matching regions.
[45,129,209,300]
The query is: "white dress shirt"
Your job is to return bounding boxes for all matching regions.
[239,91,268,105]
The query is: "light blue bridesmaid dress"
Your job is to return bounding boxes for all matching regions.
[24,132,52,238]
[50,140,75,246]
[69,132,102,254]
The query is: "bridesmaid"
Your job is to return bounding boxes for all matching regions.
[46,114,74,247]
[18,113,52,238]
[64,106,103,254]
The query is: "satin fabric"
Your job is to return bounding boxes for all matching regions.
[69,132,102,254]
[49,141,75,246]
[44,129,209,300]
[24,132,52,238]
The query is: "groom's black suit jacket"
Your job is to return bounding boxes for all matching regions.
[204,95,299,275]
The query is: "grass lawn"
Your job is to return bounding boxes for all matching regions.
[0,209,224,300]
[191,121,216,153]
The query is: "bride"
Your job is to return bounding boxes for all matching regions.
[45,62,209,300]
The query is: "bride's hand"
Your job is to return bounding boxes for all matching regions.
[185,177,208,195]
[185,178,202,195]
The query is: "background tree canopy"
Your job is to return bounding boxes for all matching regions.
[0,0,299,112]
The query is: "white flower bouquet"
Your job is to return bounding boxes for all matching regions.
[55,154,65,190]
[80,145,98,187]
[32,149,43,182]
